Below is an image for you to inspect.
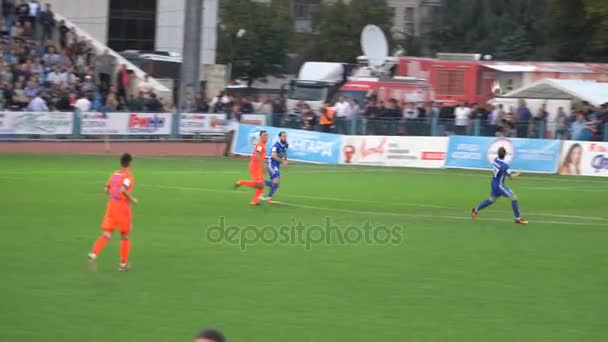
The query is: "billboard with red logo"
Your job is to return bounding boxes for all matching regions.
[340,136,448,168]
[179,113,228,135]
[81,112,173,135]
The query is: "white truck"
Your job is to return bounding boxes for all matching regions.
[286,62,347,113]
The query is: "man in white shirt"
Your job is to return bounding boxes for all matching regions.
[454,101,471,135]
[487,104,501,136]
[47,67,63,86]
[74,94,92,112]
[334,96,352,134]
[28,1,40,24]
[334,96,351,117]
[403,103,418,119]
[28,93,48,111]
[138,74,154,95]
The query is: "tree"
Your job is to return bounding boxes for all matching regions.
[583,0,608,62]
[546,0,590,61]
[428,0,548,60]
[313,0,393,63]
[493,28,533,61]
[216,0,292,85]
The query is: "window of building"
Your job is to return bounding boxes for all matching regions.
[387,6,396,27]
[404,7,415,22]
[295,3,308,18]
[108,0,157,51]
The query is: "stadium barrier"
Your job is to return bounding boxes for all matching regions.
[559,141,608,177]
[0,111,266,139]
[340,135,447,168]
[1,113,606,177]
[232,123,608,177]
[0,112,74,135]
[232,123,342,164]
[445,136,561,173]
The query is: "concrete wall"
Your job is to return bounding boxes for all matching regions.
[47,0,217,65]
[46,0,109,44]
[155,0,217,65]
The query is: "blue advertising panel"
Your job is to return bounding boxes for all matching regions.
[232,124,342,164]
[445,136,561,173]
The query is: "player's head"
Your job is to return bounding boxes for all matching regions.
[259,130,268,143]
[194,328,225,342]
[120,153,133,168]
[278,131,287,144]
[497,147,507,160]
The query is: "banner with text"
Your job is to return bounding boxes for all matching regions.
[240,114,266,126]
[445,136,560,173]
[340,136,448,168]
[232,124,341,164]
[0,112,73,135]
[81,112,173,135]
[179,113,228,135]
[559,141,608,177]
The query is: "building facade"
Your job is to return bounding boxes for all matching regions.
[255,0,440,36]
[386,0,440,38]
[46,0,217,65]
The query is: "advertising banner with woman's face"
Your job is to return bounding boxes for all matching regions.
[559,141,608,177]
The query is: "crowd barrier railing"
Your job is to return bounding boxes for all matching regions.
[1,110,606,142]
[268,113,608,142]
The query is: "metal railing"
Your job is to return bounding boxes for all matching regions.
[2,110,607,142]
[268,113,608,141]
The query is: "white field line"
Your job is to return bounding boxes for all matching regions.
[2,167,608,185]
[1,174,605,222]
[0,168,396,175]
[145,184,608,225]
[281,202,606,227]
[0,172,608,224]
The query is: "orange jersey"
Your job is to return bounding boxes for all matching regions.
[105,169,134,215]
[250,141,266,169]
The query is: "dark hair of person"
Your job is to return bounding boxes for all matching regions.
[497,147,506,159]
[120,153,132,167]
[194,328,226,342]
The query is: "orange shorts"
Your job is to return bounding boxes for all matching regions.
[101,211,132,235]
[249,165,264,182]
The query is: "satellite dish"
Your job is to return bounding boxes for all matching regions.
[361,25,389,69]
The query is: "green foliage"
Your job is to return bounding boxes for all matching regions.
[493,27,534,61]
[429,0,547,60]
[429,0,608,62]
[313,0,393,62]
[217,0,292,84]
[546,0,591,61]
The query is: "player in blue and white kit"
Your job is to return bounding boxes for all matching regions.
[263,131,288,203]
[471,147,528,224]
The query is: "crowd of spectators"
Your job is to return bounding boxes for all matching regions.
[0,0,171,113]
[248,94,608,140]
[4,0,603,141]
[198,90,286,119]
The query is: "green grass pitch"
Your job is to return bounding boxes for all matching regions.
[0,154,607,341]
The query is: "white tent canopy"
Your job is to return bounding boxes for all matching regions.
[501,79,608,106]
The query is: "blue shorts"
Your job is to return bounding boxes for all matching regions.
[268,165,281,180]
[491,184,515,198]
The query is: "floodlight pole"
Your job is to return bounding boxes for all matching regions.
[179,0,203,110]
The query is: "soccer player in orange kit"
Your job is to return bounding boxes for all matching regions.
[234,130,268,205]
[88,153,138,271]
